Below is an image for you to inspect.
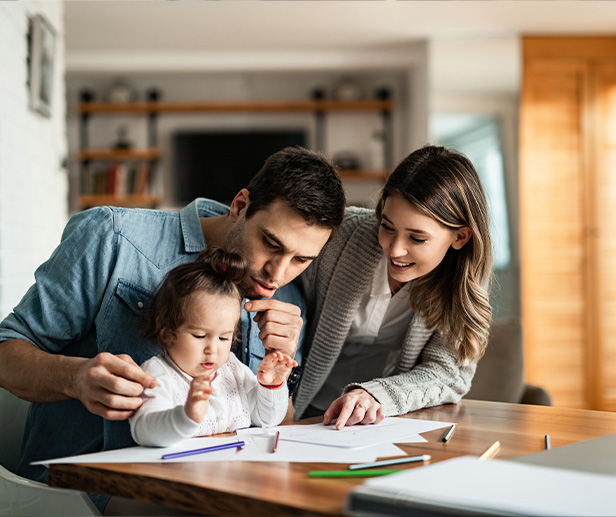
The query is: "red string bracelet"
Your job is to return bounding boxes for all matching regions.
[259,381,285,390]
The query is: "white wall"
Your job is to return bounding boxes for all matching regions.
[0,1,68,318]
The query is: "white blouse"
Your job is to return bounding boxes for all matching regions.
[129,352,288,447]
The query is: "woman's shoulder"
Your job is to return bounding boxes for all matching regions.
[344,206,377,224]
[327,206,379,249]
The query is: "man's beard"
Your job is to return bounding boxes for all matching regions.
[224,217,277,300]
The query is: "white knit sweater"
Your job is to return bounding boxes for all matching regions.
[130,352,288,447]
[295,207,476,418]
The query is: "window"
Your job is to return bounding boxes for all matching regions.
[430,114,511,269]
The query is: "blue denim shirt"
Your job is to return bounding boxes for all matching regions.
[0,198,305,511]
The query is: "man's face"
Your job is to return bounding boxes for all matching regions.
[225,199,332,299]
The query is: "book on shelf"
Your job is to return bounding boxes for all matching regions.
[80,162,154,196]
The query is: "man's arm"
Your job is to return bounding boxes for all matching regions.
[0,339,156,420]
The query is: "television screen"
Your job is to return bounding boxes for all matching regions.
[174,130,308,205]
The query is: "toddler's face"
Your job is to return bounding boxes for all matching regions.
[167,292,240,378]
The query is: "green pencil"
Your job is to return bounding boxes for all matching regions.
[308,469,402,478]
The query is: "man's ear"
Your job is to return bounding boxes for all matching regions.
[228,189,250,222]
[451,226,472,250]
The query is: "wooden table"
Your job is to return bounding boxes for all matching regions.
[48,400,616,516]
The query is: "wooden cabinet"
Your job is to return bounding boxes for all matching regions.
[77,99,394,209]
[520,37,616,410]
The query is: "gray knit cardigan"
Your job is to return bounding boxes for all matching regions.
[294,207,476,418]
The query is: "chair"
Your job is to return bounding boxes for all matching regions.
[465,318,552,405]
[0,388,100,516]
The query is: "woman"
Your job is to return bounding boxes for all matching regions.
[295,145,493,428]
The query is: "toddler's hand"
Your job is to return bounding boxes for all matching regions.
[257,351,298,388]
[185,374,214,423]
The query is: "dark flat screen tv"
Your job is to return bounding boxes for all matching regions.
[174,129,307,205]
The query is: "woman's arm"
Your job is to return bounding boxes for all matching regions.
[326,333,475,428]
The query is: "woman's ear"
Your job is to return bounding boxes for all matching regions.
[228,188,250,222]
[451,226,472,250]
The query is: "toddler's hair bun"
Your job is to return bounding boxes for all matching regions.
[197,245,247,284]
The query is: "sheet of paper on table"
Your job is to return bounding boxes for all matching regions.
[34,416,452,466]
[275,416,452,448]
[34,435,405,466]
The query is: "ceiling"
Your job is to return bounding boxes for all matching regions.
[64,1,616,53]
[63,1,616,94]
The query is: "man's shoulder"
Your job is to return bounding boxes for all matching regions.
[108,206,187,265]
[70,205,180,235]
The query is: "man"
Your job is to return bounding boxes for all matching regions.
[0,146,345,513]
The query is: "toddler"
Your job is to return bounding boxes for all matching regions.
[129,246,297,447]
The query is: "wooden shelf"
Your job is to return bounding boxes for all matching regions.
[76,98,394,211]
[78,148,160,161]
[77,99,393,114]
[78,194,162,209]
[339,169,389,181]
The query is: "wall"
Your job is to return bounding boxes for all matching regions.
[0,1,67,318]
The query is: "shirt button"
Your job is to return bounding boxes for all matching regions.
[244,347,248,353]
[137,301,144,309]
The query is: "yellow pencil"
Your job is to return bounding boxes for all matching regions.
[479,440,501,461]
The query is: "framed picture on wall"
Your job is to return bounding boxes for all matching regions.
[28,13,56,117]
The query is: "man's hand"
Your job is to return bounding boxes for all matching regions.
[244,299,302,359]
[323,388,385,430]
[73,352,157,421]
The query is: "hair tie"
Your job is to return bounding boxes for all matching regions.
[220,264,228,272]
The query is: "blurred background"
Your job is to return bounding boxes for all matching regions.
[1,0,615,411]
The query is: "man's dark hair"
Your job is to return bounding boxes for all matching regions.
[245,146,345,230]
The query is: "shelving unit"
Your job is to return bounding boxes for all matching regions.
[77,98,394,209]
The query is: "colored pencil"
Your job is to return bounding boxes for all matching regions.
[479,440,501,461]
[348,454,431,470]
[441,424,456,443]
[309,469,402,478]
[162,441,245,460]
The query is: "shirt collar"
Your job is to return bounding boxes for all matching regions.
[179,198,230,253]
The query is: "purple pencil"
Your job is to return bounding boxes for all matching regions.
[162,440,245,460]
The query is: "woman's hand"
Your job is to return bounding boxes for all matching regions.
[323,388,385,430]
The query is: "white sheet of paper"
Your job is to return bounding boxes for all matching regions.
[234,430,406,462]
[33,433,406,466]
[276,416,451,448]
[361,456,616,516]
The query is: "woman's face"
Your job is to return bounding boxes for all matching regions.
[378,193,471,293]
